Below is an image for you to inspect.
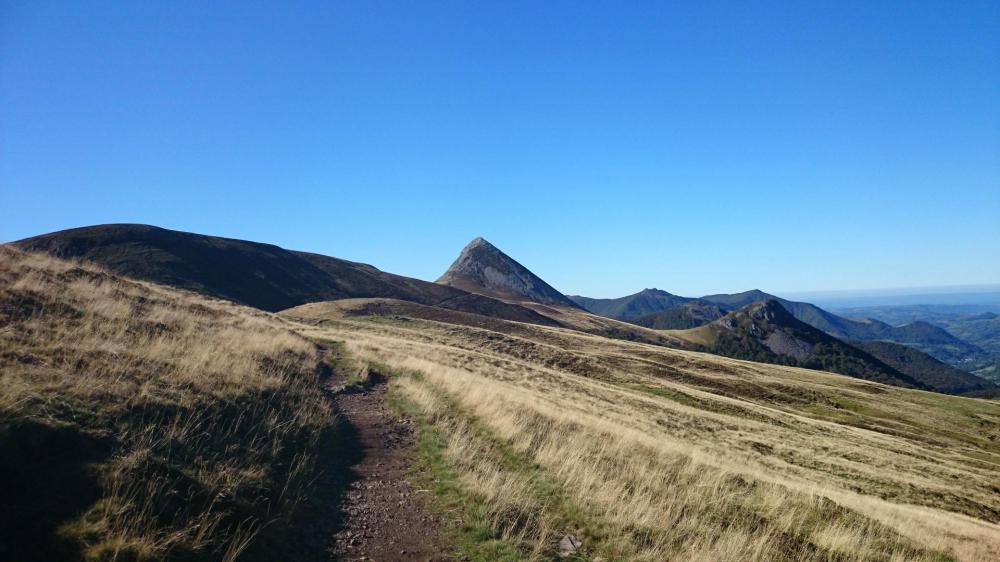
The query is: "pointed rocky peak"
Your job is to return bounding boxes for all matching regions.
[745,299,797,323]
[716,299,797,330]
[437,237,579,308]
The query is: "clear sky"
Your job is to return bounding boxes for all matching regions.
[2,1,998,298]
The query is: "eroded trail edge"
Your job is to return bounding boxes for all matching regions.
[326,370,451,562]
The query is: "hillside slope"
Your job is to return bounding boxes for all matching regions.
[851,340,997,395]
[672,300,924,388]
[11,224,556,325]
[0,246,333,560]
[702,289,989,366]
[287,301,1000,561]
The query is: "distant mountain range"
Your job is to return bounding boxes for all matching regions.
[833,305,1000,354]
[671,300,926,389]
[8,223,997,396]
[849,340,996,395]
[569,289,691,320]
[572,287,993,371]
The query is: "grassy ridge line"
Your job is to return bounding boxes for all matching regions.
[0,247,335,561]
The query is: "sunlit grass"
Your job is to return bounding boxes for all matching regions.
[0,247,333,560]
[289,308,1000,561]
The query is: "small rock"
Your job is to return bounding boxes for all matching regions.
[558,534,582,557]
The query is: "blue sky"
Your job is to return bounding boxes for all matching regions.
[2,1,998,297]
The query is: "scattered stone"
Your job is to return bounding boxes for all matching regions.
[328,374,451,561]
[558,534,582,557]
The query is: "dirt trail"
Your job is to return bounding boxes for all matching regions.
[326,372,452,562]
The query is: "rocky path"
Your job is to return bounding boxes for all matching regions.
[326,372,452,562]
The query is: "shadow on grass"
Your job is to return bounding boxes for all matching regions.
[0,355,371,562]
[241,361,372,562]
[0,420,111,561]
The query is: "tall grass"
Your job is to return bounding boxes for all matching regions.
[0,247,332,560]
[293,314,1000,561]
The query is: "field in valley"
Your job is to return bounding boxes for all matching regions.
[286,300,1000,562]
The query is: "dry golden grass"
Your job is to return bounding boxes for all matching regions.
[286,308,1000,562]
[0,247,332,561]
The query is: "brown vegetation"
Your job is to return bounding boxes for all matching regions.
[287,308,1000,561]
[0,247,332,561]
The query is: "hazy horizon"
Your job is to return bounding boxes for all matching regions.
[3,2,998,296]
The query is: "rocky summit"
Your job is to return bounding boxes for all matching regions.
[436,237,580,308]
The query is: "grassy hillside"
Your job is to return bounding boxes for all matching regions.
[285,302,1000,562]
[286,297,687,350]
[0,247,333,561]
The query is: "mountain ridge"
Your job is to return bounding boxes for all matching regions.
[568,288,692,320]
[574,286,990,369]
[675,300,926,389]
[10,224,560,326]
[850,340,997,395]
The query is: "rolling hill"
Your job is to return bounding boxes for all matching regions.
[7,232,1000,561]
[572,289,993,370]
[669,300,925,389]
[13,224,994,396]
[701,290,983,353]
[285,293,1000,561]
[10,224,558,325]
[834,305,1000,361]
[851,340,997,395]
[572,286,992,371]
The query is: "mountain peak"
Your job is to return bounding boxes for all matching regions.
[701,289,780,310]
[437,239,578,308]
[465,236,491,249]
[717,299,797,331]
[748,299,795,321]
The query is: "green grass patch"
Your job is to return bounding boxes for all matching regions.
[384,375,597,562]
[629,384,790,427]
